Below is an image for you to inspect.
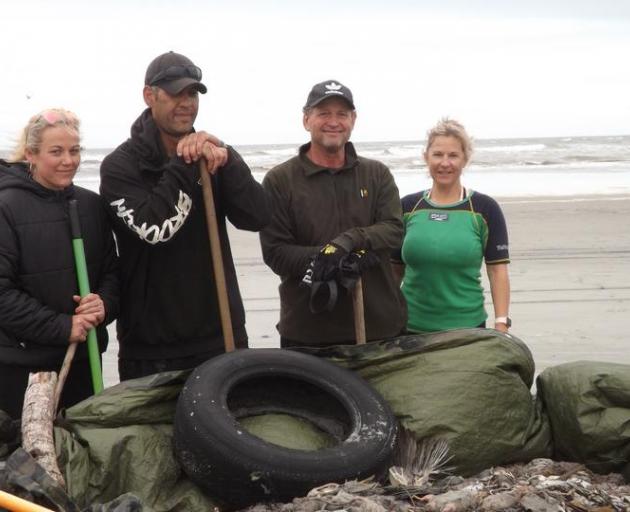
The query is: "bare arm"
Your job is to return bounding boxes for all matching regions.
[486,263,510,333]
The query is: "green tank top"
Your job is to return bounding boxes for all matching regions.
[401,190,488,332]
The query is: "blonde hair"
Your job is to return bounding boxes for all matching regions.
[11,108,81,162]
[424,118,473,163]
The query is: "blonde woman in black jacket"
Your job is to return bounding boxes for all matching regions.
[0,109,119,418]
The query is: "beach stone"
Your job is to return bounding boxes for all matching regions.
[488,468,517,488]
[422,489,478,511]
[283,500,322,512]
[519,492,563,512]
[532,475,571,492]
[481,490,521,510]
[524,458,557,475]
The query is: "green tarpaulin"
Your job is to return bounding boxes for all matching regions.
[3,329,627,511]
[537,360,630,480]
[54,371,217,511]
[297,328,553,475]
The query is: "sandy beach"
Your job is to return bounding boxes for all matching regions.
[103,194,630,387]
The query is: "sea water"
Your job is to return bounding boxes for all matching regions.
[9,135,630,198]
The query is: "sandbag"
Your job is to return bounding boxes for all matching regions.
[536,361,630,479]
[296,328,553,476]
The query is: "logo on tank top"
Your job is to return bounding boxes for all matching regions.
[429,212,449,222]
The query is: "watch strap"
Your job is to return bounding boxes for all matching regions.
[495,316,511,327]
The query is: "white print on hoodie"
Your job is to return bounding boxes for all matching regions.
[110,190,192,244]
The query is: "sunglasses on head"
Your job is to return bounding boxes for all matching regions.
[36,109,78,126]
[149,65,202,85]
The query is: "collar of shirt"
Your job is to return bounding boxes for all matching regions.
[299,142,359,177]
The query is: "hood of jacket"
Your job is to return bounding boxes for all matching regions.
[128,109,170,173]
[0,160,76,199]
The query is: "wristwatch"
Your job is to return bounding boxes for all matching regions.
[495,316,512,328]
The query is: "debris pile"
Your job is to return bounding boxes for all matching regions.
[243,459,630,512]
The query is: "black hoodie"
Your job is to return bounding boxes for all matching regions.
[0,162,119,366]
[99,109,270,360]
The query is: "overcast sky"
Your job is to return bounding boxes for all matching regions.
[2,0,629,148]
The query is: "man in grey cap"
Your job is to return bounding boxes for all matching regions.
[100,51,270,380]
[260,80,407,348]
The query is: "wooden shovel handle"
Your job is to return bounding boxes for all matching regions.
[53,343,77,411]
[200,162,235,352]
[0,489,56,512]
[352,277,366,344]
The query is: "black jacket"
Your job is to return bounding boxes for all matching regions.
[99,109,270,360]
[0,162,119,366]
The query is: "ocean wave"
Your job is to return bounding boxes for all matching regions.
[358,149,388,158]
[516,160,557,166]
[82,151,112,161]
[563,155,629,163]
[477,143,546,153]
[385,145,423,157]
[65,136,630,197]
[467,159,561,168]
[261,147,298,157]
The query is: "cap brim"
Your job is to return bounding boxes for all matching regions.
[158,78,207,95]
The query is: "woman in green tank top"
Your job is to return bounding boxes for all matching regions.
[392,119,512,333]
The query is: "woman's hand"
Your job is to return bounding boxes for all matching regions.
[494,322,509,333]
[69,313,98,343]
[73,293,105,324]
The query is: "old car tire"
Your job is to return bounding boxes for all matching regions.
[173,348,398,509]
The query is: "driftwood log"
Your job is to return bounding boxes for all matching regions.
[21,372,65,488]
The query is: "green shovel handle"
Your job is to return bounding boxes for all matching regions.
[69,200,104,394]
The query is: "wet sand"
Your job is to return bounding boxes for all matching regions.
[103,194,630,387]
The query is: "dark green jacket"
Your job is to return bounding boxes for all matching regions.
[260,143,406,345]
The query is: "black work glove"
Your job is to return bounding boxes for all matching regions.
[301,243,348,314]
[310,243,349,282]
[337,249,381,290]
